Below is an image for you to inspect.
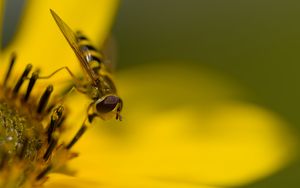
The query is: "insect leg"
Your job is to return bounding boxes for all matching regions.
[36,66,87,93]
[46,84,86,114]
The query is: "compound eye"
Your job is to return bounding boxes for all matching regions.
[96,96,119,114]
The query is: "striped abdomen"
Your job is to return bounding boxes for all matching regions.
[76,31,117,95]
[76,31,103,75]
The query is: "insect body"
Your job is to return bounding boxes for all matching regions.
[50,10,122,149]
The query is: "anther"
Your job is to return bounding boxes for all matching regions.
[37,85,53,114]
[36,165,52,180]
[3,52,16,87]
[57,116,65,128]
[23,71,39,102]
[47,106,64,143]
[43,138,57,161]
[13,64,32,96]
[66,124,88,150]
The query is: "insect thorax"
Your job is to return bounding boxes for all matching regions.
[86,75,117,100]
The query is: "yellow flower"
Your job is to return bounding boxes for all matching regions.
[0,0,297,187]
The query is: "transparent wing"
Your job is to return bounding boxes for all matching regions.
[50,9,98,84]
[101,35,118,72]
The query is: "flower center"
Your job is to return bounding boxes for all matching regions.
[0,53,76,187]
[0,101,44,161]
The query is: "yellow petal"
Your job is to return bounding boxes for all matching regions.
[45,174,218,188]
[66,63,296,187]
[0,0,119,91]
[44,173,101,188]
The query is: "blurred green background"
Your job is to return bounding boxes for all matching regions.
[2,0,300,187]
[114,2,300,186]
[115,1,300,187]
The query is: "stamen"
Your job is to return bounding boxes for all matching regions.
[1,52,78,186]
[66,123,87,150]
[3,52,16,87]
[43,138,58,161]
[36,165,52,181]
[56,116,66,128]
[47,106,64,143]
[23,71,39,102]
[13,64,32,96]
[37,85,53,114]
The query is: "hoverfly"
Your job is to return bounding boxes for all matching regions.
[50,10,123,149]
